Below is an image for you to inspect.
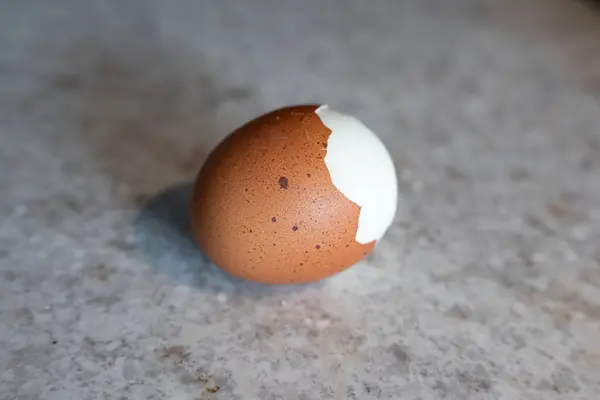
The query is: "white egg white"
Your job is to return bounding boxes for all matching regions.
[316,105,398,244]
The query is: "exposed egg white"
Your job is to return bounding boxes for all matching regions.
[316,105,398,244]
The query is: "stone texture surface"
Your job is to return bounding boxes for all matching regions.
[1,0,600,399]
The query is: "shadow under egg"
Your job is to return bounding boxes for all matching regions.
[133,181,324,296]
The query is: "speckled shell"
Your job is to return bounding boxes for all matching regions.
[190,105,375,284]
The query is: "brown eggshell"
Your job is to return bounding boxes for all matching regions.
[190,104,374,284]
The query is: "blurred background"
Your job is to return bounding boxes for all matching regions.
[0,1,599,399]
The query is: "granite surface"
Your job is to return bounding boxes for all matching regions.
[1,0,600,399]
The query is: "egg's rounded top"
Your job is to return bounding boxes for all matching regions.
[316,105,398,244]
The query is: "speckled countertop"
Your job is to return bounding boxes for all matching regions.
[1,0,600,399]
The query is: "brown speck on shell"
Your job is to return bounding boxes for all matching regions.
[190,104,375,284]
[279,176,289,189]
[292,225,298,231]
